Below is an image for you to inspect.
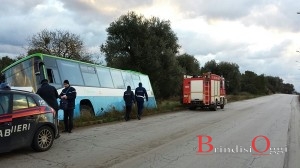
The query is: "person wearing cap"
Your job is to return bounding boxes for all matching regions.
[123,85,135,121]
[59,80,76,133]
[135,82,148,120]
[36,79,60,138]
[0,82,11,90]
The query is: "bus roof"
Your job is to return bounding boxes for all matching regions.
[1,53,145,75]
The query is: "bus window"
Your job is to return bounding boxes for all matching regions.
[57,60,84,86]
[46,68,61,84]
[131,74,140,89]
[96,67,114,88]
[110,69,125,89]
[121,71,134,89]
[47,69,54,83]
[10,59,35,87]
[52,69,61,84]
[80,65,100,87]
[139,75,150,91]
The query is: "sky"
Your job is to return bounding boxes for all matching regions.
[1,0,300,91]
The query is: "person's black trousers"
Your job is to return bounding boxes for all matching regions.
[63,109,74,132]
[125,105,132,121]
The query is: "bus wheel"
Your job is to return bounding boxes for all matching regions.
[80,105,95,118]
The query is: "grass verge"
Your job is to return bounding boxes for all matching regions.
[59,93,262,129]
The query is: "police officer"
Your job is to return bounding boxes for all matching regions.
[60,80,76,133]
[36,79,60,138]
[135,82,148,120]
[0,83,11,90]
[123,86,135,121]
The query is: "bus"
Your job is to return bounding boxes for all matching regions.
[1,53,157,119]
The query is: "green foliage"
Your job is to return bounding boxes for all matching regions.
[0,56,17,82]
[241,71,267,94]
[199,60,294,94]
[201,60,241,94]
[177,53,201,75]
[27,29,93,63]
[282,83,295,94]
[265,76,283,93]
[101,11,182,98]
[200,60,219,74]
[0,56,16,72]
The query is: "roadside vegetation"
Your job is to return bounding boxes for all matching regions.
[68,93,262,128]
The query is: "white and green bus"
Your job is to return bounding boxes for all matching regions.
[1,53,157,119]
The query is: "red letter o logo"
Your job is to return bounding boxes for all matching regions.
[252,135,270,154]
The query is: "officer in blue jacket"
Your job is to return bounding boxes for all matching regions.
[135,82,148,120]
[60,80,76,133]
[123,86,135,121]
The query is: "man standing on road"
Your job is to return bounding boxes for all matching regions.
[123,86,135,121]
[135,82,148,120]
[37,79,60,138]
[60,80,76,133]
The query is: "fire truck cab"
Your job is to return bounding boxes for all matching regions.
[182,72,226,111]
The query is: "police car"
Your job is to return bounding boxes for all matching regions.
[0,83,58,153]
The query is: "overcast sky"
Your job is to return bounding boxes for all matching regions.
[1,0,300,91]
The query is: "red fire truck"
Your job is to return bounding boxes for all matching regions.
[182,72,226,111]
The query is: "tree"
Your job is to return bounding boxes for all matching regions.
[0,56,16,72]
[240,71,267,94]
[201,60,241,94]
[101,12,181,98]
[0,56,16,82]
[266,76,283,93]
[282,83,294,94]
[217,62,241,94]
[177,53,201,75]
[241,71,258,94]
[200,60,219,74]
[27,29,93,63]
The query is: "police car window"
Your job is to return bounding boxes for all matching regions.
[0,94,9,115]
[13,94,29,111]
[27,96,37,108]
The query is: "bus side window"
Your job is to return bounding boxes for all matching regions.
[47,69,54,83]
[46,68,61,84]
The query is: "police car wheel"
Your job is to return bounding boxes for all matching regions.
[32,126,54,152]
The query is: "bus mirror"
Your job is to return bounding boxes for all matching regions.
[34,60,44,75]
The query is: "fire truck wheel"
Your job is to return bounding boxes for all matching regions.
[209,104,217,111]
[189,106,196,110]
[220,104,224,109]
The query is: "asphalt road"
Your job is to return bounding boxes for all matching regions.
[0,94,299,168]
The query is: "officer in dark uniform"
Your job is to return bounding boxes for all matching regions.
[36,79,60,138]
[135,82,148,120]
[60,80,76,133]
[123,86,135,121]
[0,83,11,90]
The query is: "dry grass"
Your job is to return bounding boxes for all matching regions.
[59,93,261,129]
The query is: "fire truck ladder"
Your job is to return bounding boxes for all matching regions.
[204,80,210,105]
